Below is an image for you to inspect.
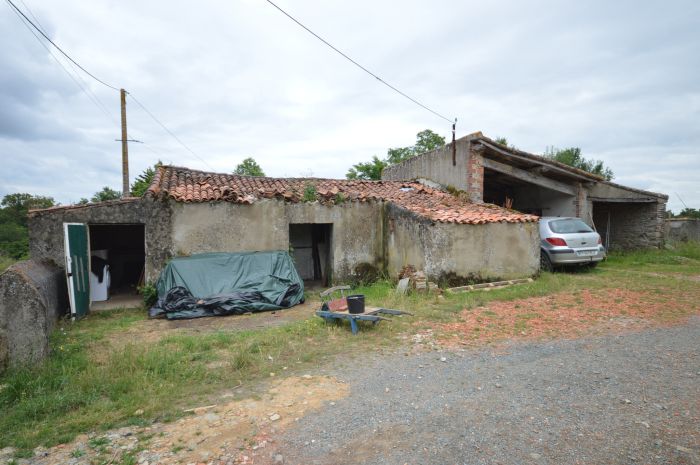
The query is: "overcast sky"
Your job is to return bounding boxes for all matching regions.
[1,0,698,211]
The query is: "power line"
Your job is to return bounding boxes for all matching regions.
[675,192,688,210]
[8,0,210,170]
[5,0,119,91]
[10,1,162,151]
[127,93,216,171]
[16,0,115,122]
[262,0,454,124]
[9,1,126,131]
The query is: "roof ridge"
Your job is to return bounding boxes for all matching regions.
[147,165,538,225]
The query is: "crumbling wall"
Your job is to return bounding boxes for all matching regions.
[0,260,67,370]
[27,198,173,282]
[665,219,700,243]
[385,203,540,281]
[170,199,384,283]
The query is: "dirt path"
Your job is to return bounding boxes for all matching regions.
[12,375,348,465]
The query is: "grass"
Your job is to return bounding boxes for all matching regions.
[1,242,698,456]
[0,255,16,273]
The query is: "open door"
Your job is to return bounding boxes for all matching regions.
[64,223,90,318]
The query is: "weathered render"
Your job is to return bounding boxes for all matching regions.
[170,200,385,282]
[385,204,540,280]
[0,260,67,369]
[382,138,472,193]
[384,132,668,249]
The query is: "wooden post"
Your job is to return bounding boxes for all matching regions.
[120,88,129,196]
[451,119,457,166]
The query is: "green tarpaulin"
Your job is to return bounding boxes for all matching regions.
[151,251,305,319]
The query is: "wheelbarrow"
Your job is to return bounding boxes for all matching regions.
[315,285,412,335]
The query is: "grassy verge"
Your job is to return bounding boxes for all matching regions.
[0,254,16,273]
[1,242,698,455]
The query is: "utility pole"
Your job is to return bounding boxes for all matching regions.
[120,88,129,196]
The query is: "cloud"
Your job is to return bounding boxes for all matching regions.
[0,0,698,213]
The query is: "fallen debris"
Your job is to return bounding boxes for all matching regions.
[397,265,440,294]
[447,278,534,293]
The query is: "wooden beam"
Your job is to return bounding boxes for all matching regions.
[588,196,657,203]
[477,140,597,182]
[483,157,577,196]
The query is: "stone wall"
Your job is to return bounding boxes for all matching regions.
[28,198,173,282]
[170,199,385,283]
[0,260,67,370]
[665,219,700,243]
[385,204,540,281]
[592,201,665,249]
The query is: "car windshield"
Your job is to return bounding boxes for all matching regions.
[549,218,594,234]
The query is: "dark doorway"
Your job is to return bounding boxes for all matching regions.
[483,168,575,217]
[88,224,145,303]
[289,224,332,287]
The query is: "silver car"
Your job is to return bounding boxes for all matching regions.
[539,217,606,271]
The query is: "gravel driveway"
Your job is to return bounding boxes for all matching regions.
[270,318,700,465]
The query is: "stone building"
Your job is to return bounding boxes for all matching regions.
[27,165,540,316]
[383,132,668,249]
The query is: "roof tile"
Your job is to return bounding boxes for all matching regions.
[147,166,538,225]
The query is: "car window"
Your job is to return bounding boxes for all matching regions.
[549,219,593,234]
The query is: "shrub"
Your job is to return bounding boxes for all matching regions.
[302,183,317,202]
[138,283,158,307]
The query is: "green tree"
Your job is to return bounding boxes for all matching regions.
[0,193,54,260]
[131,161,163,197]
[234,157,266,177]
[347,129,445,180]
[677,208,700,219]
[91,187,122,203]
[1,193,56,227]
[346,156,388,180]
[414,129,446,154]
[544,146,614,180]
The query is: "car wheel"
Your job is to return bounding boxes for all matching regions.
[540,252,554,272]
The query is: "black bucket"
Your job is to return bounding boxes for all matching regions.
[347,294,365,314]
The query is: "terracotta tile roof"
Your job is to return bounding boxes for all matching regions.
[147,166,538,225]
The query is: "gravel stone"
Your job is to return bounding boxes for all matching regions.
[272,317,700,465]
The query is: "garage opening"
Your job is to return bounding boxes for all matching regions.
[88,224,145,309]
[483,168,576,217]
[289,223,332,287]
[592,201,657,250]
